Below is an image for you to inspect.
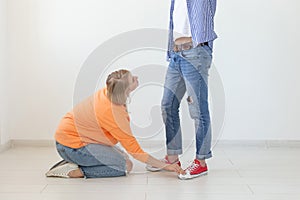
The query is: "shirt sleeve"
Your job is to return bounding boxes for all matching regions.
[109,126,149,163]
[109,107,149,163]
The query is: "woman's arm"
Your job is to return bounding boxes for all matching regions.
[109,127,184,174]
[103,107,184,174]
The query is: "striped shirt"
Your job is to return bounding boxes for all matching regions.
[167,0,218,60]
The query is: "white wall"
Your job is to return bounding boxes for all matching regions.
[6,0,300,141]
[214,0,300,140]
[0,0,9,145]
[7,0,170,141]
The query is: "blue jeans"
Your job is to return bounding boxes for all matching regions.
[56,142,126,178]
[162,45,213,160]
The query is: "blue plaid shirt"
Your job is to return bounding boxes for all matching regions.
[167,0,218,60]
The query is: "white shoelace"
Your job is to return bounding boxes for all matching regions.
[186,162,199,172]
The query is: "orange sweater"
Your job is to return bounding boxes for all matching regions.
[55,88,149,163]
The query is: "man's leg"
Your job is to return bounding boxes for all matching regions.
[180,45,213,162]
[161,55,186,162]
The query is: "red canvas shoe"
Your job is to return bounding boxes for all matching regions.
[146,155,181,172]
[178,159,208,180]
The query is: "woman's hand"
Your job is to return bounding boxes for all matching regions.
[146,155,185,174]
[163,163,185,175]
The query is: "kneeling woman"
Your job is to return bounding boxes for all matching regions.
[46,69,183,178]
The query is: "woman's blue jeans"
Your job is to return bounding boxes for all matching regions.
[162,45,213,160]
[56,142,126,178]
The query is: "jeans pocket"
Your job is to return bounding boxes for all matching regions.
[181,48,200,59]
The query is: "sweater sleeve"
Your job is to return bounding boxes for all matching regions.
[109,126,149,163]
[106,106,149,163]
[94,90,150,163]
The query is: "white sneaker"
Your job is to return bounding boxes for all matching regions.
[45,162,79,178]
[49,160,68,171]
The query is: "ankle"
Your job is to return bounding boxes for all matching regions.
[167,155,179,163]
[196,159,207,167]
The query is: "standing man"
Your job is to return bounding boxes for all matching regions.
[147,0,217,180]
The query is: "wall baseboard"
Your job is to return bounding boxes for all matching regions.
[0,140,12,153]
[215,140,300,148]
[0,140,299,150]
[11,140,56,147]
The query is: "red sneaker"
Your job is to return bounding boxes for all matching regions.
[178,159,208,180]
[146,155,181,172]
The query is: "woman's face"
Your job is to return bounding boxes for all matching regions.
[128,73,139,92]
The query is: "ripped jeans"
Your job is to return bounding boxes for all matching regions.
[162,45,213,160]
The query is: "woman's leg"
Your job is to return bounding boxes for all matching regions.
[56,142,129,178]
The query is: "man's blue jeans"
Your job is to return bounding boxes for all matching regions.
[56,142,126,178]
[162,45,213,160]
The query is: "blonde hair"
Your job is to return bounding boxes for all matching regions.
[106,69,131,105]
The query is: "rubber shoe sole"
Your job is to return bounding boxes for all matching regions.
[178,171,208,180]
[146,165,164,172]
[45,163,79,178]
